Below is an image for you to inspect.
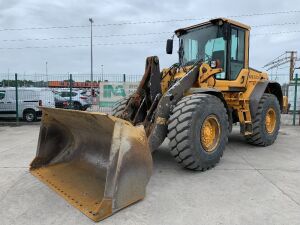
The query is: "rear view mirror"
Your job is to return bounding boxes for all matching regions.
[166,39,173,54]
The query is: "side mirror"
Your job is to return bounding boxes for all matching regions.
[166,39,173,54]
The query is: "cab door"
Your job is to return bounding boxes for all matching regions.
[0,90,15,117]
[0,90,6,113]
[213,25,249,91]
[229,26,246,80]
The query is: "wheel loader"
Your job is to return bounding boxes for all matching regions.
[30,18,282,221]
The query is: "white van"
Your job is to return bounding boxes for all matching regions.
[0,88,55,122]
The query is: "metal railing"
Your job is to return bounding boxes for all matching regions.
[0,73,141,124]
[0,72,299,125]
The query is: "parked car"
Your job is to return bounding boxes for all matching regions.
[0,88,55,122]
[80,89,99,97]
[54,93,68,109]
[57,90,91,110]
[54,93,79,110]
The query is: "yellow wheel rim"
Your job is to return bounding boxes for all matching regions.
[265,107,276,134]
[200,115,221,152]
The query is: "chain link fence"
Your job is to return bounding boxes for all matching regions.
[0,73,141,123]
[0,72,299,125]
[286,74,300,125]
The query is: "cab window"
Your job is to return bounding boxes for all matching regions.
[230,27,245,80]
[204,37,226,79]
[60,92,77,97]
[0,91,5,100]
[183,39,198,63]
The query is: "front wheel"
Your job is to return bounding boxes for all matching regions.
[167,94,229,171]
[23,109,37,122]
[245,93,280,146]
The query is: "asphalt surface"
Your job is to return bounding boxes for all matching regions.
[0,125,300,225]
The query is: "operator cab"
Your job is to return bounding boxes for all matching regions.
[166,18,250,81]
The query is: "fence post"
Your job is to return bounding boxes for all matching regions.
[293,73,298,126]
[123,74,126,82]
[15,73,19,125]
[69,74,73,105]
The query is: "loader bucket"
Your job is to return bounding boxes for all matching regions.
[30,107,152,222]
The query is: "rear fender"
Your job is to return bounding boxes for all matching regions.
[249,81,283,117]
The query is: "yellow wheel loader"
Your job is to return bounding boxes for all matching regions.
[30,18,282,221]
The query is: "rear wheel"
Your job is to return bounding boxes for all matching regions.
[112,96,130,117]
[245,93,280,146]
[167,94,229,171]
[73,102,82,110]
[81,105,89,111]
[23,109,37,122]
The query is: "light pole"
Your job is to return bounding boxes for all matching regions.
[7,68,9,87]
[101,64,104,81]
[89,18,94,91]
[46,61,48,84]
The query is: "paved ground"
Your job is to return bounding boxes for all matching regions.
[0,125,300,225]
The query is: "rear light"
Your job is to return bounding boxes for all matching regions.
[63,101,68,106]
[80,96,88,100]
[39,100,43,106]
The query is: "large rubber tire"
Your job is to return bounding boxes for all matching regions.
[112,96,130,117]
[245,93,280,146]
[167,94,229,171]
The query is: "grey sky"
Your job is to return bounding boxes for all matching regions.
[0,0,299,81]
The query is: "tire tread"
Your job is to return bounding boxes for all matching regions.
[167,94,228,171]
[245,93,280,146]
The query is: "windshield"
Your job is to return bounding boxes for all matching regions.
[178,24,227,78]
